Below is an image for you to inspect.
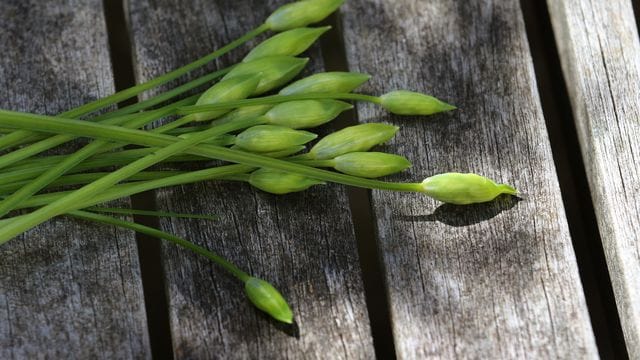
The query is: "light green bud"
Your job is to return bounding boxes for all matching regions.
[211,105,274,128]
[249,168,325,194]
[421,172,517,205]
[308,123,399,159]
[279,72,371,95]
[235,125,317,153]
[380,90,456,115]
[263,99,352,129]
[244,277,293,324]
[222,56,309,95]
[192,75,260,121]
[243,26,330,62]
[333,152,411,178]
[265,0,345,31]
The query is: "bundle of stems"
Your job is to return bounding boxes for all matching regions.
[0,0,517,324]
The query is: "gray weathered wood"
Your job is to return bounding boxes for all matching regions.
[0,0,150,358]
[341,0,599,358]
[126,0,375,358]
[547,0,640,356]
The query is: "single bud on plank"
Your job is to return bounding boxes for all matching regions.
[244,277,293,324]
[420,173,517,205]
[380,90,456,115]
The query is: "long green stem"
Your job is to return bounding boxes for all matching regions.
[70,210,249,282]
[0,110,422,193]
[177,92,382,115]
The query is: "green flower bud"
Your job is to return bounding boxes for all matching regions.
[265,0,345,31]
[235,125,317,153]
[192,75,260,121]
[420,172,517,205]
[222,56,309,95]
[333,152,411,178]
[279,72,371,95]
[308,123,399,159]
[243,27,331,62]
[249,168,325,194]
[263,99,352,129]
[244,277,293,324]
[380,90,456,115]
[211,104,274,128]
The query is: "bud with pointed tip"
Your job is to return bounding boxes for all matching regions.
[380,90,456,115]
[244,277,293,324]
[265,0,345,31]
[333,152,411,178]
[420,173,517,204]
[192,75,260,121]
[243,27,331,62]
[235,125,317,153]
[263,99,352,129]
[222,56,309,95]
[249,168,325,194]
[279,72,371,95]
[308,123,399,159]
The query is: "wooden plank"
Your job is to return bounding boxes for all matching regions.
[0,0,151,358]
[341,0,599,358]
[126,0,375,358]
[547,0,640,355]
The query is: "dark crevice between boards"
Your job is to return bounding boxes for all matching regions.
[520,1,628,359]
[319,13,398,360]
[103,0,175,359]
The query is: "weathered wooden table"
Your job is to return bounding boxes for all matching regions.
[1,0,639,358]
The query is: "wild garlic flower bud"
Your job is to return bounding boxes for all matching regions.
[249,168,325,194]
[243,27,330,62]
[222,56,309,95]
[212,104,274,127]
[244,277,293,324]
[333,152,411,178]
[235,125,317,153]
[279,72,371,95]
[265,0,345,31]
[421,173,517,205]
[380,90,456,115]
[263,99,352,129]
[308,123,399,159]
[192,74,260,121]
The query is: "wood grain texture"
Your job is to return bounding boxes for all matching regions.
[547,0,640,356]
[341,0,599,358]
[126,0,375,358]
[0,0,150,358]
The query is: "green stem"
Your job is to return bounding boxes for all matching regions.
[0,110,422,194]
[177,92,382,115]
[70,210,249,282]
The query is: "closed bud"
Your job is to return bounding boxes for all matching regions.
[264,99,352,129]
[265,0,344,31]
[308,123,399,159]
[235,125,317,153]
[249,168,325,194]
[380,90,456,115]
[420,172,517,205]
[279,72,371,95]
[243,27,330,62]
[211,105,273,127]
[333,152,411,178]
[222,56,309,95]
[244,277,293,324]
[192,75,260,121]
